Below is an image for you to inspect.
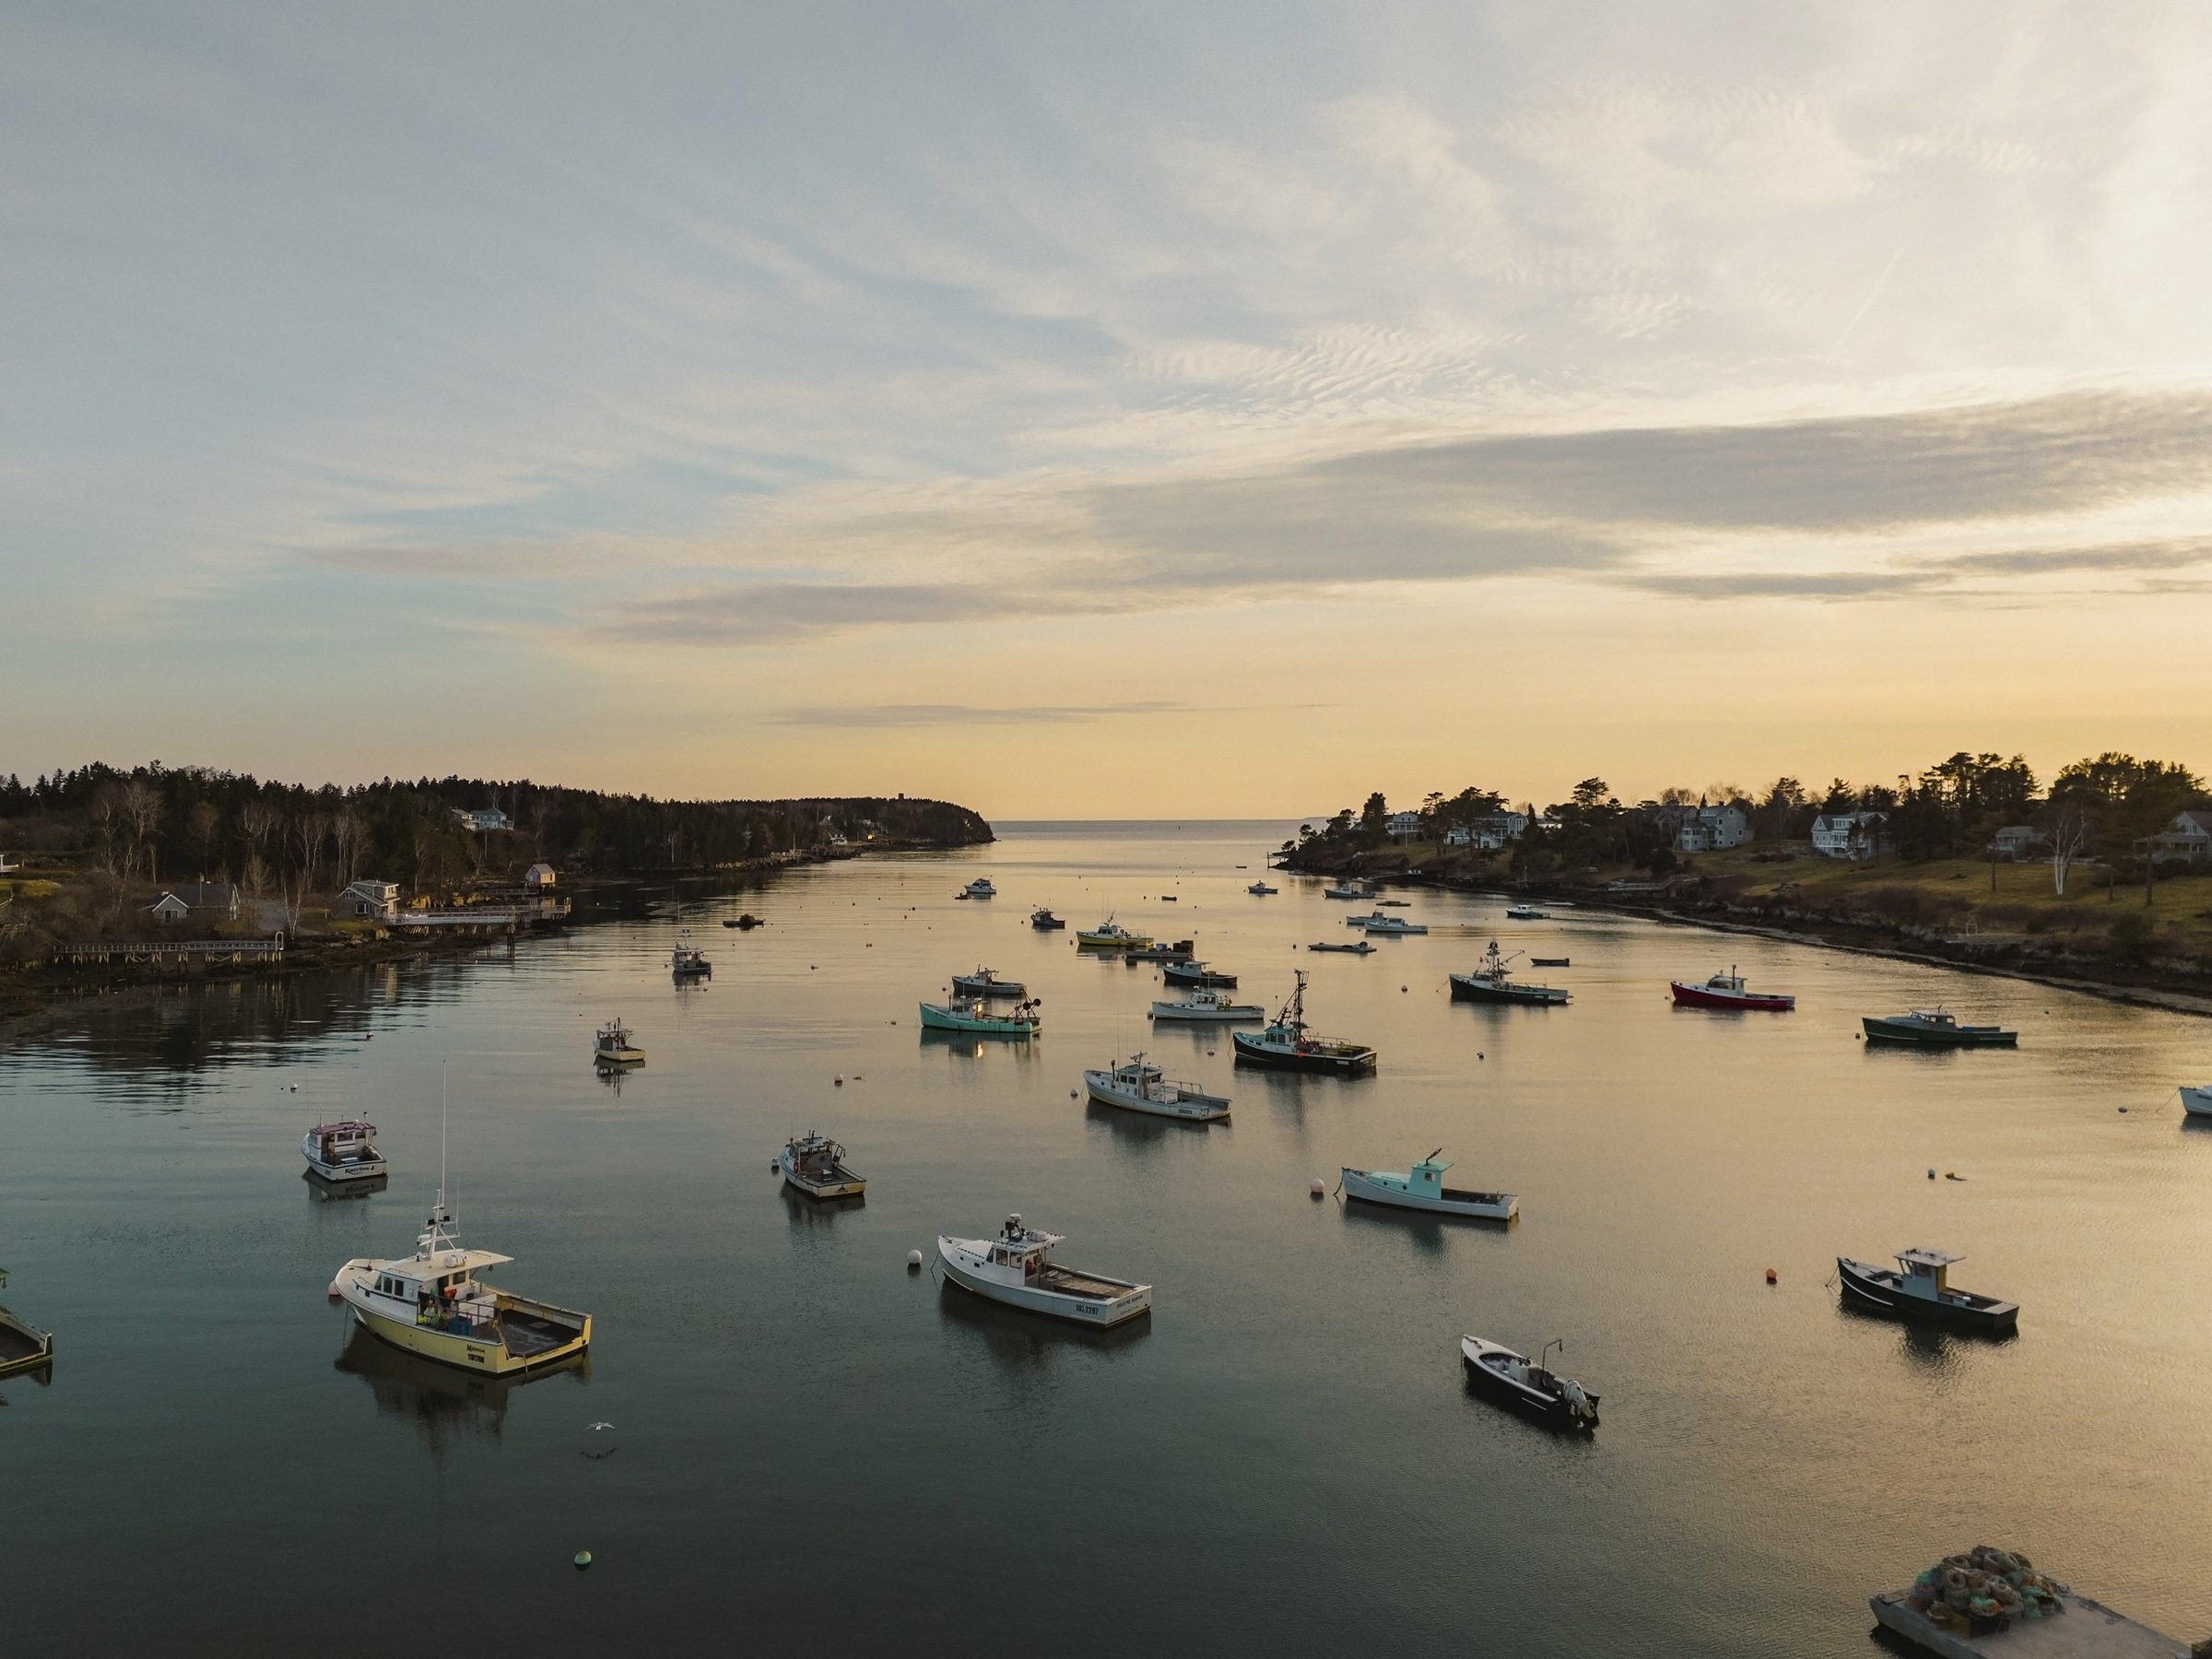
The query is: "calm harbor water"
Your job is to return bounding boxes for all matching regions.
[4,820,2209,1656]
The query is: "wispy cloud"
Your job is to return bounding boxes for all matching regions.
[768,701,1190,727]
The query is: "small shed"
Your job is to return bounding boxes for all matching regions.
[524,864,558,890]
[147,891,192,923]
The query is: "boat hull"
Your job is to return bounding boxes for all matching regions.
[951,977,1027,998]
[1459,1338,1597,1430]
[1077,932,1149,950]
[1835,1258,2018,1333]
[1231,1033,1377,1074]
[1449,975,1568,1006]
[1083,1073,1230,1122]
[1860,1017,2015,1046]
[305,1154,392,1181]
[1147,1001,1264,1021]
[1161,962,1236,988]
[593,1047,645,1066]
[782,1165,866,1200]
[2183,1085,2212,1117]
[1342,1168,1516,1220]
[336,1275,592,1376]
[918,1001,1040,1037]
[935,1241,1151,1327]
[1671,982,1794,1011]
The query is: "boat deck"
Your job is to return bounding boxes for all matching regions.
[1035,1267,1133,1301]
[1869,1592,2187,1658]
[500,1311,579,1359]
[0,1311,53,1377]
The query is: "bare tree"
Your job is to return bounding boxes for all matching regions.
[89,783,126,876]
[2049,804,2089,896]
[288,812,329,897]
[332,811,364,888]
[241,850,272,906]
[239,802,278,868]
[118,778,162,882]
[187,801,222,877]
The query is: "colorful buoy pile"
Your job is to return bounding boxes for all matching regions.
[1905,1546,2067,1634]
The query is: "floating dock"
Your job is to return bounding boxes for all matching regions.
[1871,1591,2189,1658]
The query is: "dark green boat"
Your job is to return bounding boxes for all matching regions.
[1862,1008,2017,1047]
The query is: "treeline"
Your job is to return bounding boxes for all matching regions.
[1298,749,2206,878]
[0,763,992,898]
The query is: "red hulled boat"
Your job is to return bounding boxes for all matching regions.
[1670,966,1794,1012]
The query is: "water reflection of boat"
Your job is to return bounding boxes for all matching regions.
[334,1319,586,1446]
[304,1169,389,1202]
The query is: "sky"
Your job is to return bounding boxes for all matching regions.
[6,2,2212,818]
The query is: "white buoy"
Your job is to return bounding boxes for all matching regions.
[907,1249,924,1268]
[1309,1178,1326,1197]
[834,1075,844,1086]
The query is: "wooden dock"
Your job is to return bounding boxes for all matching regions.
[49,937,283,968]
[1871,1591,2189,1658]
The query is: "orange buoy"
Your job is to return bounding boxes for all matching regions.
[1764,1268,1778,1285]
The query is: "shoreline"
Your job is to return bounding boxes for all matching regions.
[0,841,974,1049]
[1274,858,2212,1020]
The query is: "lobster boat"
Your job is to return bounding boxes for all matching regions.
[303,1120,390,1181]
[937,1215,1152,1327]
[1077,916,1148,950]
[1836,1248,2018,1334]
[330,1190,591,1377]
[670,929,712,979]
[919,995,1042,1037]
[1231,973,1376,1074]
[1082,1054,1231,1123]
[1030,908,1067,931]
[778,1132,865,1200]
[593,1018,645,1065]
[1450,940,1568,1006]
[1160,959,1235,988]
[1861,1009,2016,1047]
[951,967,1027,998]
[1149,988,1264,1021]
[1341,1150,1516,1220]
[1671,967,1794,1011]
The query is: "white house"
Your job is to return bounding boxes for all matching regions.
[146,891,193,923]
[453,807,512,833]
[1676,804,1751,853]
[524,863,558,889]
[335,879,400,920]
[1991,825,2046,860]
[1384,810,1424,841]
[2154,809,2212,862]
[1811,811,1888,859]
[1445,812,1530,851]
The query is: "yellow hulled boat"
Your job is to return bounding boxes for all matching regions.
[331,1192,590,1377]
[1076,915,1151,950]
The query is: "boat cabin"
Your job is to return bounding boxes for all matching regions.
[1404,1153,1456,1194]
[308,1121,379,1165]
[1892,1248,1961,1301]
[985,1215,1063,1279]
[368,1240,512,1335]
[1906,1009,1958,1030]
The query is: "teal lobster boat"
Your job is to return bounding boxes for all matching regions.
[919,995,1042,1037]
[1862,1008,2017,1048]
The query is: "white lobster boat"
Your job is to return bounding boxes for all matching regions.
[1341,1150,1516,1219]
[779,1132,865,1199]
[1082,1054,1230,1122]
[951,966,1027,998]
[1349,911,1428,935]
[2183,1084,2212,1118]
[303,1120,389,1182]
[593,1018,644,1065]
[330,1188,591,1377]
[670,928,712,979]
[1148,988,1265,1021]
[937,1215,1151,1327]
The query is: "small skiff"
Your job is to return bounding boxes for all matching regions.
[1460,1335,1600,1430]
[2182,1084,2212,1118]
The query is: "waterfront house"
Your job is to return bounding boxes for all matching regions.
[524,863,558,889]
[2154,808,2212,862]
[1991,824,2046,860]
[453,807,512,833]
[1675,804,1751,853]
[1810,811,1888,859]
[335,878,400,920]
[1385,810,1424,841]
[1445,811,1530,851]
[146,891,192,923]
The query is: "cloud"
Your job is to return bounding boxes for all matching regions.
[767,701,1191,727]
[589,582,1008,644]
